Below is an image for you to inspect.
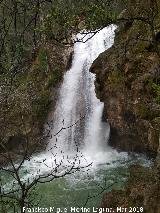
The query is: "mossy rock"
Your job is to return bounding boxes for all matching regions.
[107,70,125,89]
[152,82,160,104]
[134,102,157,120]
[47,69,62,88]
[32,91,51,122]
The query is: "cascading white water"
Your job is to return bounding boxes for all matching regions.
[4,25,122,183]
[2,25,151,203]
[9,25,149,181]
[48,25,117,161]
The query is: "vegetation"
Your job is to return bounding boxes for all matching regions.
[108,71,125,89]
[0,1,124,211]
[0,0,160,212]
[152,82,160,103]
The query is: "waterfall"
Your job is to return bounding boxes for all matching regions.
[48,25,117,159]
[3,25,151,196]
[5,25,121,183]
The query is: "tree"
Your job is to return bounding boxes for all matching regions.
[0,116,90,213]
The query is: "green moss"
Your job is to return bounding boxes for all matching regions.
[135,102,157,120]
[153,117,160,124]
[47,69,62,88]
[136,103,149,118]
[38,48,48,71]
[135,41,149,53]
[15,48,63,126]
[152,82,160,104]
[6,47,60,128]
[32,47,48,72]
[107,71,125,88]
[32,91,51,122]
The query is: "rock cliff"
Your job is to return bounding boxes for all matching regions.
[90,5,160,157]
[90,0,160,211]
[0,41,73,164]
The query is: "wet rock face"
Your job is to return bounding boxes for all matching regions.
[90,18,160,157]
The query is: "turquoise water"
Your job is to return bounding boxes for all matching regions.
[34,166,128,209]
[0,150,151,213]
[33,154,150,209]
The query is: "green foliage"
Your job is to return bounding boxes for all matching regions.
[43,0,124,42]
[38,48,48,71]
[152,82,160,103]
[84,1,117,30]
[0,0,125,76]
[0,1,34,73]
[0,198,18,213]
